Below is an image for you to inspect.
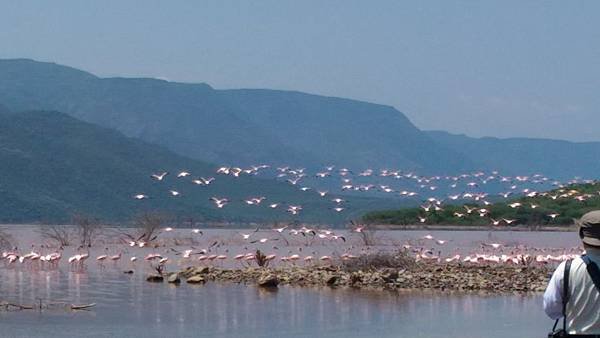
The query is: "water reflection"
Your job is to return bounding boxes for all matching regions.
[0,268,553,338]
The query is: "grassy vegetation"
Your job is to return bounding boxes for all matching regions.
[362,182,600,226]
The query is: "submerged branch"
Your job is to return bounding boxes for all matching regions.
[0,299,97,312]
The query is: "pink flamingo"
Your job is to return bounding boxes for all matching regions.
[109,252,122,265]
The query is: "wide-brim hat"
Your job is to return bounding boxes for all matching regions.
[578,210,600,247]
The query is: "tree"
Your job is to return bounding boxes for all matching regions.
[38,225,71,247]
[74,214,103,247]
[134,212,166,243]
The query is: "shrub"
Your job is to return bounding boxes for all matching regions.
[340,250,415,272]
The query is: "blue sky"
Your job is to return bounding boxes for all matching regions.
[1,1,598,141]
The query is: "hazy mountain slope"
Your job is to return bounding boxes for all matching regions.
[219,89,472,171]
[427,131,600,179]
[0,59,473,173]
[0,110,390,224]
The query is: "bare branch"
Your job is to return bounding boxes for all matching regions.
[73,214,103,248]
[348,220,378,246]
[38,225,71,247]
[133,212,167,243]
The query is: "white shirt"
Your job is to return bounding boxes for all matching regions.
[543,248,600,334]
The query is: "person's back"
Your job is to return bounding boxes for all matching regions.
[567,253,600,333]
[544,210,600,335]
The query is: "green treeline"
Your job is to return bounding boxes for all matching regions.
[363,183,600,226]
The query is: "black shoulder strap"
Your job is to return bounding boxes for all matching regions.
[563,259,572,332]
[581,255,600,292]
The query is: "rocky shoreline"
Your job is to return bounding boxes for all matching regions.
[148,264,551,294]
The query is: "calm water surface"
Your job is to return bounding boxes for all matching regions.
[0,268,554,338]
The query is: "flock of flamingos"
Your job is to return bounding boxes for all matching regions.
[1,165,592,273]
[134,164,595,224]
[0,222,582,273]
[0,226,581,272]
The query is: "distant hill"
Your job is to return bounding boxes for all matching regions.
[363,182,600,226]
[2,59,599,181]
[0,110,398,224]
[427,131,600,179]
[0,59,474,173]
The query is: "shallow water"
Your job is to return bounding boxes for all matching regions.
[2,225,582,266]
[0,268,554,338]
[0,226,571,337]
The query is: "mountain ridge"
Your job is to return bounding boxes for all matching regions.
[0,58,474,173]
[1,59,599,180]
[426,130,600,179]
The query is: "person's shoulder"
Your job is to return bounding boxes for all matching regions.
[553,257,583,275]
[551,260,568,277]
[567,256,585,267]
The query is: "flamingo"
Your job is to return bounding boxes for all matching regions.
[216,167,230,175]
[109,252,122,264]
[177,171,191,178]
[151,172,169,181]
[273,226,288,233]
[210,197,229,208]
[200,177,215,185]
[287,205,302,215]
[250,238,277,244]
[96,248,108,263]
[145,253,162,261]
[445,254,461,263]
[484,243,503,249]
[331,235,346,242]
[352,226,365,233]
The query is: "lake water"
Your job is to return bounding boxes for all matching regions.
[0,268,554,338]
[0,226,574,337]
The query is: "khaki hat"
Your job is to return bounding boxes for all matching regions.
[579,211,600,247]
